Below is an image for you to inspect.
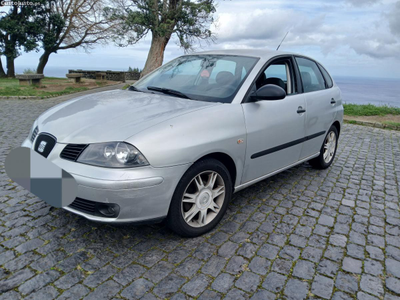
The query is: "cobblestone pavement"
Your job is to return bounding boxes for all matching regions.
[1,95,400,300]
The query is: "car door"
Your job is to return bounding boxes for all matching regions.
[294,57,339,159]
[241,56,306,184]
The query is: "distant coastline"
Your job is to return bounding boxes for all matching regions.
[14,66,400,108]
[15,66,129,78]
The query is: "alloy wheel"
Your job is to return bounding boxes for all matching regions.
[323,131,337,164]
[181,171,225,228]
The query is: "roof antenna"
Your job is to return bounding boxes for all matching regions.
[276,31,289,51]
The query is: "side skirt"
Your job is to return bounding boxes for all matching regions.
[234,152,320,193]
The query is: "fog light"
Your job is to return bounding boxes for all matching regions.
[96,203,120,218]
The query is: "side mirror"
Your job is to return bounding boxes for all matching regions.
[249,84,286,102]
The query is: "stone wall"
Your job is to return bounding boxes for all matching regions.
[68,70,141,82]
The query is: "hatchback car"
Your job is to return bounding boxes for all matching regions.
[22,50,343,237]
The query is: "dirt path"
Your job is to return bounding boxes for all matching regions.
[344,114,400,124]
[39,81,131,102]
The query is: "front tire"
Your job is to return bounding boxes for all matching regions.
[166,158,232,237]
[309,125,339,169]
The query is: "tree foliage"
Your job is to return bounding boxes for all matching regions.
[106,0,216,76]
[0,3,42,77]
[0,0,117,76]
[35,0,117,74]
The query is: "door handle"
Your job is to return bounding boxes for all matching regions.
[297,106,306,114]
[331,98,336,104]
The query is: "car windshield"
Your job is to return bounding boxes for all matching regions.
[133,55,259,103]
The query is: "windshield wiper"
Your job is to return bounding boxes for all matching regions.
[147,86,191,99]
[128,85,143,92]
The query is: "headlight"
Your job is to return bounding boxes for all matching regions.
[77,142,149,168]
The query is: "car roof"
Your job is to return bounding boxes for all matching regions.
[188,49,329,70]
[189,49,296,60]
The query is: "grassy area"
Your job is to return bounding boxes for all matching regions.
[343,104,400,116]
[0,86,89,98]
[383,120,400,127]
[0,77,89,98]
[0,77,68,89]
[0,76,124,98]
[343,104,400,130]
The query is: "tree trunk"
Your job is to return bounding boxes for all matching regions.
[36,51,52,74]
[6,56,15,78]
[141,35,170,78]
[0,58,6,78]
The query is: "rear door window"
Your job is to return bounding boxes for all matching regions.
[295,57,326,93]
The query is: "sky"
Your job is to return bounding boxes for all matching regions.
[2,0,400,79]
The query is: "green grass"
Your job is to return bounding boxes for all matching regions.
[42,77,68,80]
[343,104,400,116]
[383,121,400,127]
[0,85,88,98]
[0,77,88,98]
[0,78,19,88]
[96,81,107,86]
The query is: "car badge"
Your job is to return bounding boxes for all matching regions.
[38,141,47,153]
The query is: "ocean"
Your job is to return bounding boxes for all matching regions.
[334,76,400,108]
[16,66,400,107]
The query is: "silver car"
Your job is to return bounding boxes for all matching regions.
[22,50,343,237]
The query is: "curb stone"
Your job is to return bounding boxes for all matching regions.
[344,118,400,131]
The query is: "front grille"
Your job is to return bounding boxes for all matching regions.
[69,198,96,214]
[60,144,88,161]
[30,126,39,142]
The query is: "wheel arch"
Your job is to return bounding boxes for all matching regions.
[332,120,341,136]
[194,152,237,189]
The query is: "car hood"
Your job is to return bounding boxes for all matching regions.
[38,89,218,144]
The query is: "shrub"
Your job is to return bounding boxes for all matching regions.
[23,68,36,74]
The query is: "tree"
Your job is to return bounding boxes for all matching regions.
[0,57,5,78]
[0,4,40,77]
[35,0,117,74]
[106,0,216,77]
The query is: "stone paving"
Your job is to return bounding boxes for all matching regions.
[0,94,400,300]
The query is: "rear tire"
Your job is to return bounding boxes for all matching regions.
[166,158,232,237]
[309,125,339,169]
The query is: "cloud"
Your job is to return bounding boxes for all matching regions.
[387,1,400,36]
[345,0,380,5]
[209,0,400,61]
[345,1,400,59]
[5,0,400,78]
[215,9,294,42]
[213,8,334,52]
[349,35,400,58]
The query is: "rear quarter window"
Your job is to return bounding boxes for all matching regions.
[318,64,333,88]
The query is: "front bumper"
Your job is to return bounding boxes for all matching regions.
[22,137,190,223]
